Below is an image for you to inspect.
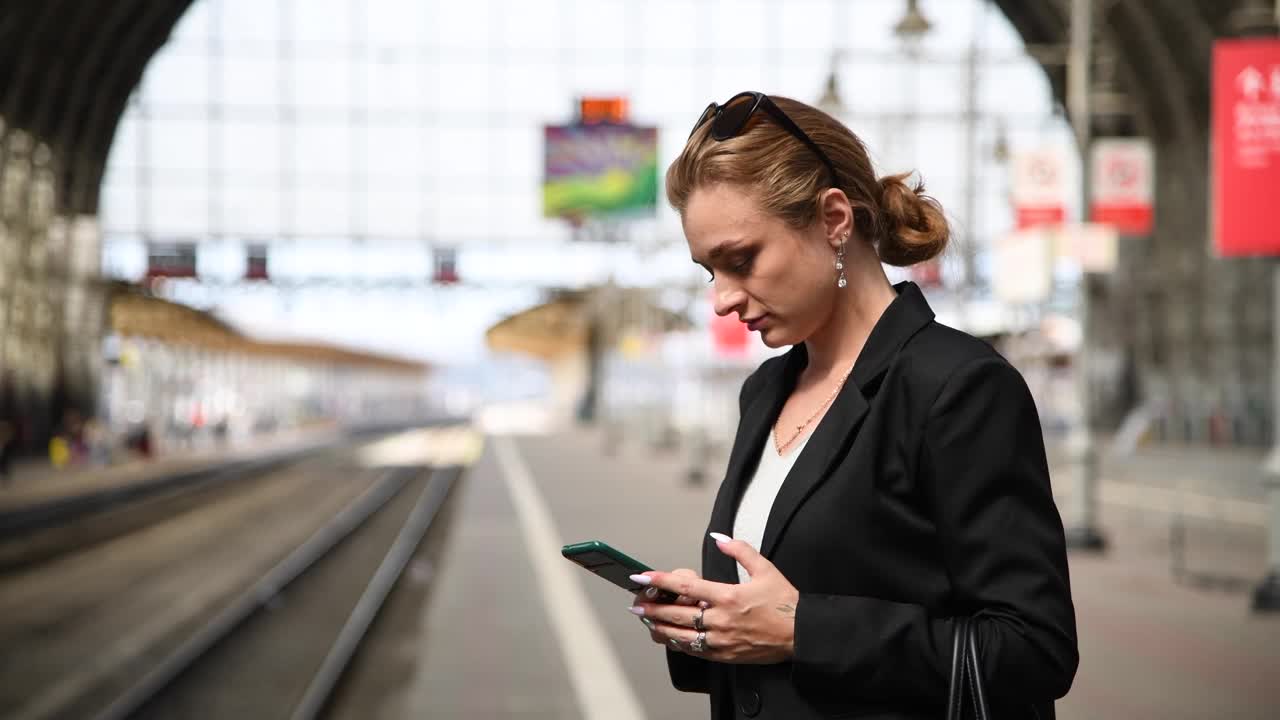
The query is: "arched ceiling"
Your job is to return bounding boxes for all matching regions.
[993,0,1262,152]
[0,0,1266,216]
[0,0,194,214]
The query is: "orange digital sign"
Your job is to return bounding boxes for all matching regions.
[579,96,628,124]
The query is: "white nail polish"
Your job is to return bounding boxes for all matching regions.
[629,573,652,586]
[709,532,732,544]
[644,587,659,599]
[628,605,645,616]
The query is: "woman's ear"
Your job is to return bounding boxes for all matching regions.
[819,188,855,250]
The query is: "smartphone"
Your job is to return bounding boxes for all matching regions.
[561,540,679,603]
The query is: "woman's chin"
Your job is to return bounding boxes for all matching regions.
[757,327,794,348]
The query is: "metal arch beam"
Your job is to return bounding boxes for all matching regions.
[0,0,80,130]
[0,1,194,213]
[1197,0,1243,33]
[1112,1,1209,140]
[0,0,75,178]
[991,0,1069,102]
[1161,0,1216,98]
[0,9,29,111]
[55,0,162,214]
[990,0,1213,151]
[0,7,23,50]
[1089,7,1180,146]
[1105,2,1203,151]
[74,0,195,215]
[993,0,1066,47]
[25,3,106,149]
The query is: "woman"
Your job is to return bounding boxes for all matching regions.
[628,92,1078,719]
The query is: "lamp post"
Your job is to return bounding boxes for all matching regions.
[1064,0,1107,551]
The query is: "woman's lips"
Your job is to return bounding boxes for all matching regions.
[745,315,768,332]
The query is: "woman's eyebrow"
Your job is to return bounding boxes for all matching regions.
[693,239,746,265]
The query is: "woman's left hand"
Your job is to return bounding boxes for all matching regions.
[631,534,800,665]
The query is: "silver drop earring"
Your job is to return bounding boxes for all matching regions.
[836,234,848,288]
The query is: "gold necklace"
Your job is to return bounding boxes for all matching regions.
[773,363,855,454]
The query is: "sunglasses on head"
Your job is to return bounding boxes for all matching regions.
[688,91,839,187]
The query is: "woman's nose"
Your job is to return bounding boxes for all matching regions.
[712,282,744,318]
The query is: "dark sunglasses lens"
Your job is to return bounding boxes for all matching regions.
[711,94,756,140]
[690,103,718,137]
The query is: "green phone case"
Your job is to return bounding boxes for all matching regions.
[561,540,677,600]
[562,540,651,571]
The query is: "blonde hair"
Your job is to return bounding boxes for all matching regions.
[665,95,948,267]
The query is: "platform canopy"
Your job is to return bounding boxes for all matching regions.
[109,283,428,374]
[485,287,691,361]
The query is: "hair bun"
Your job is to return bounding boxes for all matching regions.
[875,172,949,267]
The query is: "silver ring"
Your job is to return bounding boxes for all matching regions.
[690,631,707,653]
[693,607,706,632]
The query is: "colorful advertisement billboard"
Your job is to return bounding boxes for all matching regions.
[543,124,658,220]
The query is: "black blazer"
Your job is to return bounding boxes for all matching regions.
[667,282,1078,720]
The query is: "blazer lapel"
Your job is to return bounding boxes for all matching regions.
[708,281,938,570]
[758,381,869,559]
[704,350,798,583]
[758,281,936,560]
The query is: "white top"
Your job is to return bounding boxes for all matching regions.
[731,429,811,584]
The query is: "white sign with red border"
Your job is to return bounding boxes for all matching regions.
[1090,138,1154,235]
[1012,147,1068,229]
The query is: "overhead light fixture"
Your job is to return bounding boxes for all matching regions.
[991,120,1009,164]
[816,50,846,117]
[893,0,933,42]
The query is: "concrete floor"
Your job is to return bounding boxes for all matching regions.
[8,424,1274,719]
[391,428,1280,719]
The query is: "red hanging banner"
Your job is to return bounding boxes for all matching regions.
[1212,38,1280,257]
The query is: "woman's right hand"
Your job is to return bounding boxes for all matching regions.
[632,568,705,640]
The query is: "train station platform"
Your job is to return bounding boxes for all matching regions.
[399,426,1280,720]
[0,423,344,512]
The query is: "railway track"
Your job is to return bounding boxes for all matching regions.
[0,421,464,573]
[0,425,476,720]
[0,451,312,573]
[103,465,462,720]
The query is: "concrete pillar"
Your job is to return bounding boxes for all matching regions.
[1254,263,1280,612]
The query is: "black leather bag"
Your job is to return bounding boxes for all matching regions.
[945,617,991,720]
